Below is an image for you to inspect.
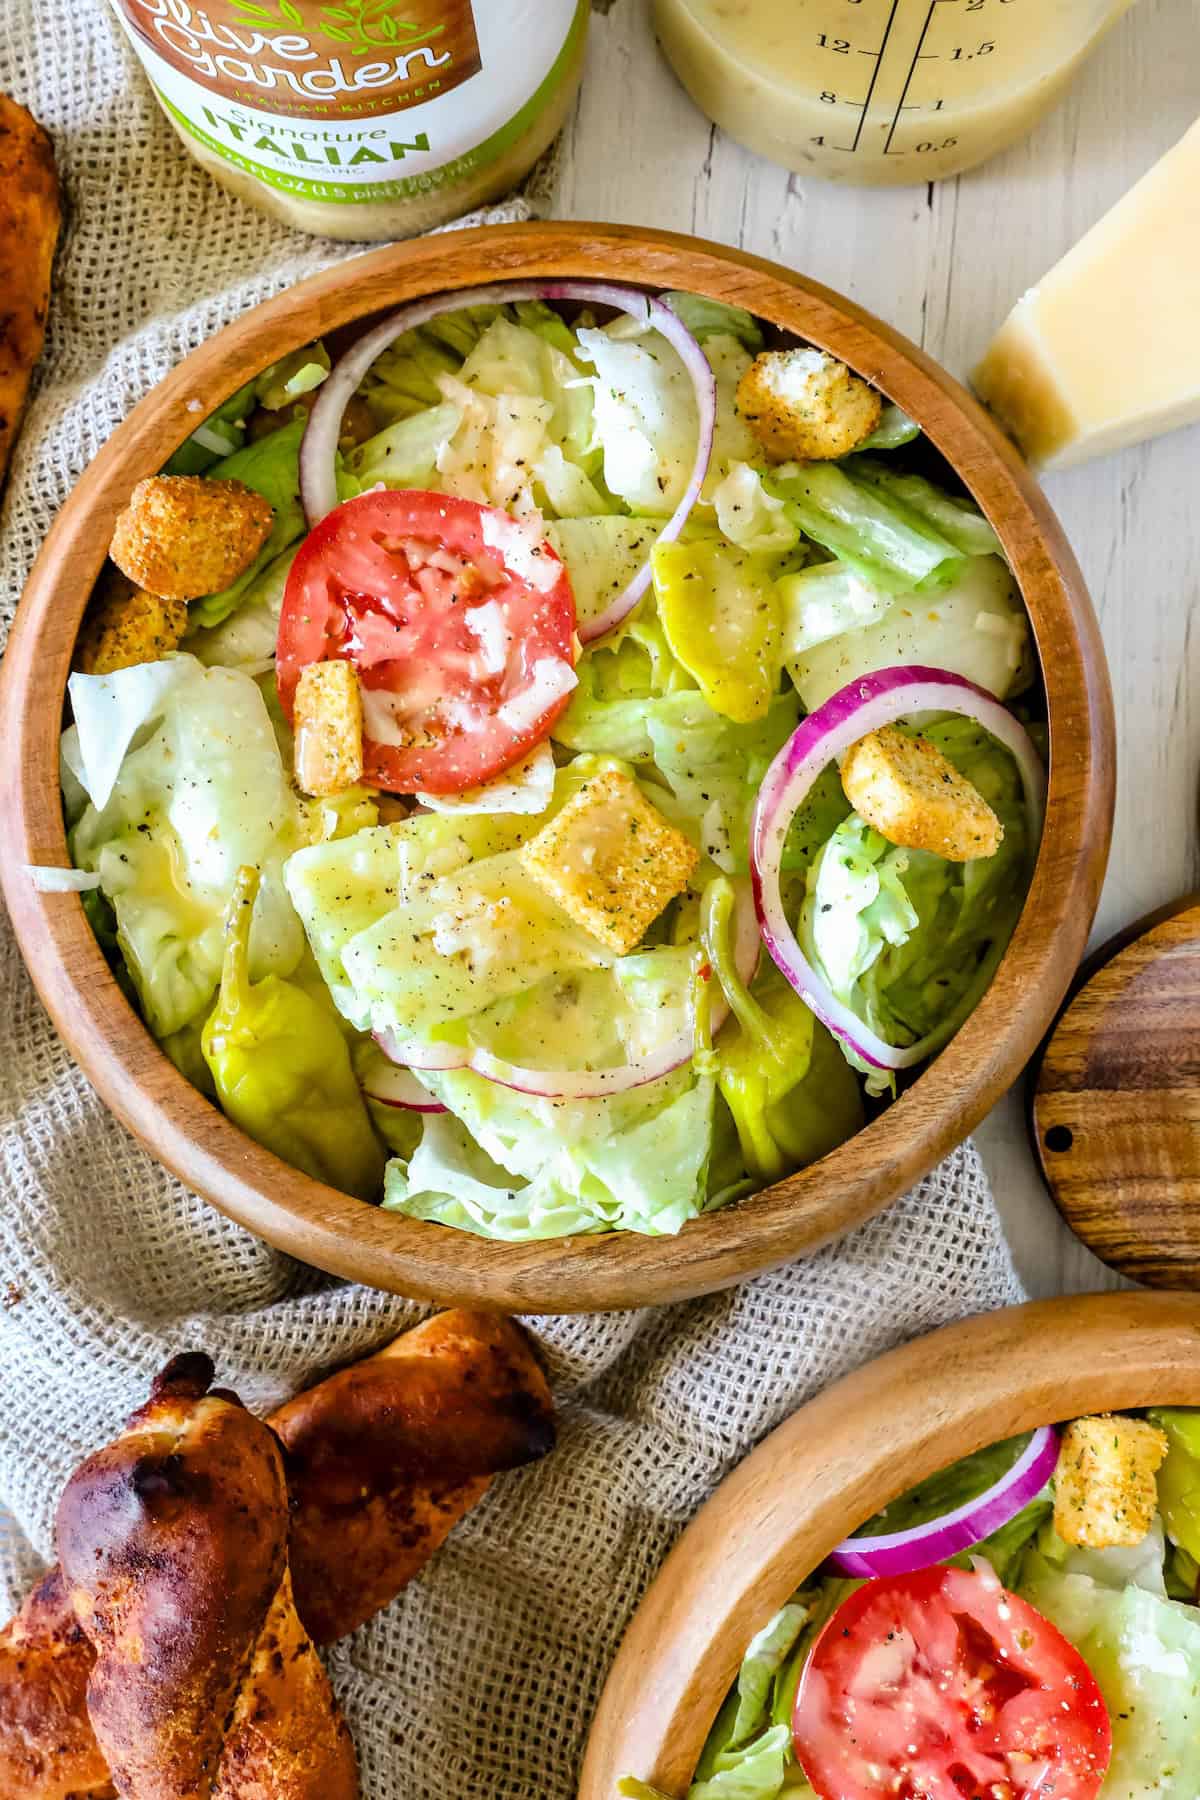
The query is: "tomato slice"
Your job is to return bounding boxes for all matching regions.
[276,490,577,794]
[793,1565,1111,1800]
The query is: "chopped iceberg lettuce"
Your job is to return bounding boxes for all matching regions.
[359,303,501,423]
[345,401,462,494]
[284,813,537,1034]
[576,322,701,516]
[190,545,298,671]
[846,456,1001,557]
[777,559,895,658]
[416,742,556,817]
[189,415,307,630]
[1149,1409,1200,1567]
[383,1065,718,1238]
[662,292,764,352]
[767,461,960,593]
[459,314,593,463]
[254,343,330,412]
[702,334,759,493]
[797,718,1032,1089]
[340,848,612,1040]
[643,694,800,873]
[1035,1514,1170,1599]
[164,376,258,475]
[854,403,920,452]
[546,517,660,634]
[687,1725,795,1800]
[1021,1555,1200,1799]
[69,656,312,1039]
[785,554,1031,710]
[728,1604,811,1747]
[711,462,801,556]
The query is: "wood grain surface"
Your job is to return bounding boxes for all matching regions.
[1033,895,1200,1288]
[580,1290,1200,1800]
[0,222,1114,1313]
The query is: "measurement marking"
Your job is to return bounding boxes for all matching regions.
[883,0,945,155]
[848,0,902,154]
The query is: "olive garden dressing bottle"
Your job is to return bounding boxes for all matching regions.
[108,0,588,240]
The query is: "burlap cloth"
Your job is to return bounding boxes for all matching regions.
[0,6,1025,1795]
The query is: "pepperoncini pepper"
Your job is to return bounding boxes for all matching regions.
[202,866,385,1200]
[701,876,864,1183]
[652,537,782,723]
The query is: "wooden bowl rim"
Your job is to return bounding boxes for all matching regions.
[0,220,1115,1313]
[579,1290,1200,1798]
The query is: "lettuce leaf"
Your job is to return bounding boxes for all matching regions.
[69,656,313,1039]
[546,517,660,634]
[190,545,298,671]
[1149,1408,1200,1566]
[846,456,1001,557]
[797,719,1032,1089]
[1020,1556,1200,1798]
[576,322,701,516]
[643,693,800,873]
[383,1065,718,1238]
[662,292,764,352]
[189,416,307,630]
[283,813,536,1033]
[711,462,802,556]
[784,553,1031,709]
[688,1726,795,1800]
[345,401,462,493]
[768,461,959,593]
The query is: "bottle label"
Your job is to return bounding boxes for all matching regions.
[111,0,583,204]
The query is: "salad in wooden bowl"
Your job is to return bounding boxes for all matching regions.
[0,224,1113,1310]
[583,1293,1200,1800]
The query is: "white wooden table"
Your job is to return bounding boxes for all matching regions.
[558,0,1200,1297]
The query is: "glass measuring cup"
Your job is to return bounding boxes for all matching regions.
[654,0,1138,184]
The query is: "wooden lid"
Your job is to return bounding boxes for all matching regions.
[1032,894,1200,1286]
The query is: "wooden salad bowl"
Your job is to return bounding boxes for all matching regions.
[580,1291,1200,1798]
[0,221,1114,1313]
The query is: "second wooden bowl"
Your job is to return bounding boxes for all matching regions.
[0,221,1114,1312]
[581,1291,1200,1797]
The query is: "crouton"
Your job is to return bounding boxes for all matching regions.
[294,660,364,797]
[519,768,698,956]
[109,474,273,600]
[75,567,189,674]
[736,348,881,462]
[1053,1414,1168,1549]
[841,726,1003,862]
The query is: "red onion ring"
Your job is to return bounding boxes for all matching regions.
[299,280,716,642]
[828,1425,1060,1578]
[359,1050,448,1113]
[374,879,759,1101]
[751,665,1046,1076]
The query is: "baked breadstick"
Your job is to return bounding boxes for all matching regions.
[0,1312,555,1799]
[0,1568,113,1800]
[275,1309,556,1643]
[0,94,60,488]
[56,1354,357,1800]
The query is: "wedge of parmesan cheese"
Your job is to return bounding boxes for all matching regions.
[973,119,1200,469]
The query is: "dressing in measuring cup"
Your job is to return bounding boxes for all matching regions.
[654,0,1138,184]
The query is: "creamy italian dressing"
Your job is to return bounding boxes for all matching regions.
[654,0,1138,184]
